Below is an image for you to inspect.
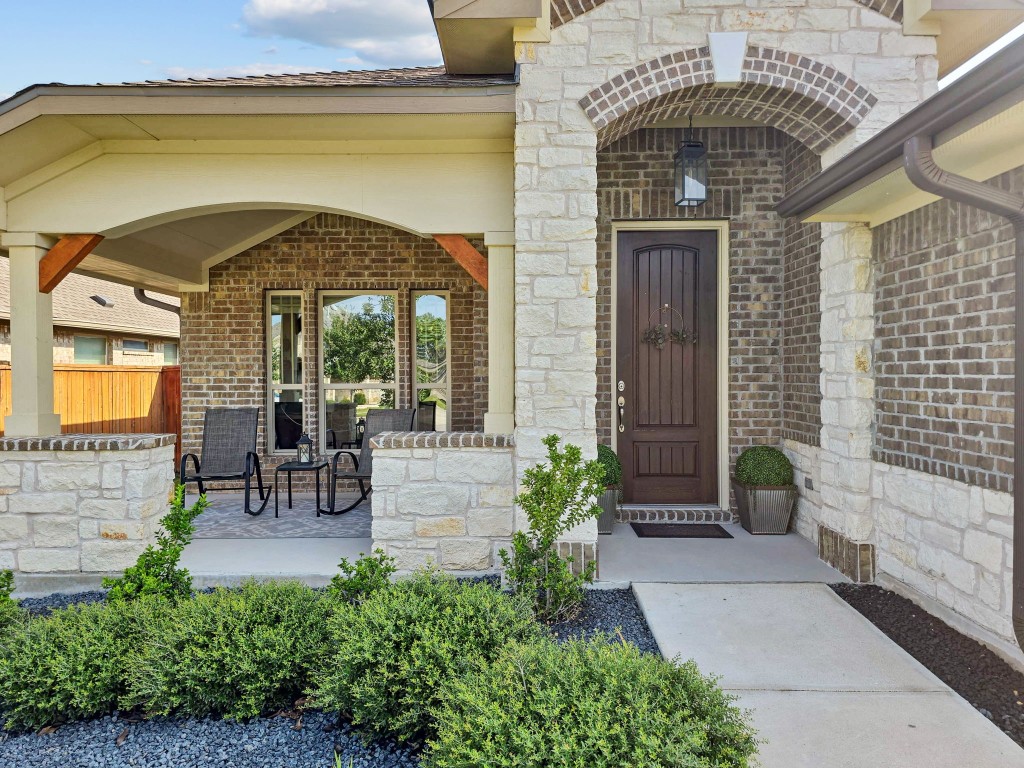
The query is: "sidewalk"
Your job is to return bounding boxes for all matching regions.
[633,582,1024,768]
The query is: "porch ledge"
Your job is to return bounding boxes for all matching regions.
[371,431,515,450]
[0,433,176,452]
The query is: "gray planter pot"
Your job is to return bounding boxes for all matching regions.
[731,478,797,535]
[597,488,618,535]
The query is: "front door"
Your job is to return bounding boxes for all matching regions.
[616,230,718,505]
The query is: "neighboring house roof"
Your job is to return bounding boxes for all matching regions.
[0,258,179,339]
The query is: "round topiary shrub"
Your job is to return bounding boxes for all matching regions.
[734,446,794,487]
[426,636,758,768]
[312,572,540,744]
[125,580,333,721]
[597,444,622,488]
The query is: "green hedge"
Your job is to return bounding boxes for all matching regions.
[427,637,757,768]
[734,446,793,487]
[312,572,540,744]
[125,581,333,721]
[596,444,622,488]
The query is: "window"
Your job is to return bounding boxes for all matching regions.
[320,292,397,450]
[163,342,179,365]
[413,292,450,431]
[267,292,304,452]
[122,339,149,352]
[74,336,106,364]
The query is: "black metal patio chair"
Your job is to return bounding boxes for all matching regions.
[179,406,272,516]
[323,407,416,515]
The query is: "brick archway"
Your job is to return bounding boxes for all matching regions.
[578,45,877,151]
[552,1,902,28]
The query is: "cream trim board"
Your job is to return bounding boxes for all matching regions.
[610,220,731,512]
[266,290,305,456]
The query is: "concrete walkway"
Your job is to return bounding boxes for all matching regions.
[633,582,1024,768]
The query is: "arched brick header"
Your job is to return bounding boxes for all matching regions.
[551,1,902,30]
[578,45,878,152]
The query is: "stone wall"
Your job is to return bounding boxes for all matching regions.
[0,434,175,578]
[370,433,515,572]
[872,165,1019,494]
[179,213,488,481]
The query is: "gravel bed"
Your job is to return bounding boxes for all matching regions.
[17,591,107,617]
[832,583,1024,748]
[549,587,661,655]
[1,586,660,767]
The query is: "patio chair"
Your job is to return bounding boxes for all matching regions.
[179,406,272,516]
[415,400,437,431]
[324,407,416,514]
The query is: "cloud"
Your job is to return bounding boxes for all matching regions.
[163,62,324,80]
[242,0,441,68]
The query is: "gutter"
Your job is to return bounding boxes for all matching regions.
[777,36,1024,220]
[134,289,180,317]
[901,134,1024,651]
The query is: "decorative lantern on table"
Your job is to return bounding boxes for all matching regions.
[296,433,314,464]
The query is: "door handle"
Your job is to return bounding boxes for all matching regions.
[617,396,625,432]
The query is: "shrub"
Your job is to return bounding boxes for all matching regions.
[0,599,158,731]
[427,637,758,768]
[0,570,21,631]
[596,445,622,488]
[734,446,794,487]
[103,486,209,603]
[329,549,396,605]
[313,572,540,745]
[125,580,332,721]
[500,434,605,622]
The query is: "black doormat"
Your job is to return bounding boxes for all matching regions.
[630,523,733,539]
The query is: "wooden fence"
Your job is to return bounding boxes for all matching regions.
[0,364,182,460]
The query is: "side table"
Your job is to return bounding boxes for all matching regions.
[274,460,329,518]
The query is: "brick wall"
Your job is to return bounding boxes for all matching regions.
[872,166,1019,493]
[597,126,798,464]
[781,137,823,446]
[179,214,488,476]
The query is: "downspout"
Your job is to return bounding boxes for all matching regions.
[134,288,180,316]
[903,134,1024,650]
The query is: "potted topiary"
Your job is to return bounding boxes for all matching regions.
[596,445,622,535]
[731,446,798,535]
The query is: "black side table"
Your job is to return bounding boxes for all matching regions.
[274,460,329,518]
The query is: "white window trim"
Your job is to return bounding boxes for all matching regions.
[318,290,400,451]
[411,290,452,431]
[267,290,305,455]
[73,334,107,365]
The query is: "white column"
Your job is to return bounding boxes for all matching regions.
[484,231,515,434]
[1,232,60,437]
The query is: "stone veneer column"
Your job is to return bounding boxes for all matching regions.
[817,223,876,580]
[0,434,175,583]
[512,40,600,555]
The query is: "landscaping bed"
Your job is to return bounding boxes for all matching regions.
[0,587,677,768]
[832,583,1024,749]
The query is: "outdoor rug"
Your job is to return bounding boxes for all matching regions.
[630,522,733,539]
[189,493,371,539]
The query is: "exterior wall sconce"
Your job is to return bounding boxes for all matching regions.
[674,117,709,207]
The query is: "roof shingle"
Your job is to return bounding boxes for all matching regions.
[113,66,515,89]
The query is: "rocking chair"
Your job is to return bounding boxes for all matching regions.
[323,407,416,514]
[179,406,272,516]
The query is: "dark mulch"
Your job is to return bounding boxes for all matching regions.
[549,588,661,655]
[832,583,1024,748]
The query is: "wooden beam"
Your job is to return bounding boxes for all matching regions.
[433,234,488,290]
[38,234,104,293]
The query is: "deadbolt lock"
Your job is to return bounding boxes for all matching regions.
[617,380,625,392]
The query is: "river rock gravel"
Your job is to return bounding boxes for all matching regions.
[1,585,659,767]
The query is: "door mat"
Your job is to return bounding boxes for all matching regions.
[630,522,733,539]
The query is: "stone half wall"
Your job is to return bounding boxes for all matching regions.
[0,434,175,581]
[370,433,516,572]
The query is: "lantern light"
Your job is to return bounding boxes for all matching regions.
[674,117,708,208]
[296,432,314,464]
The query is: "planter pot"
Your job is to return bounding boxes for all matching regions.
[731,478,797,535]
[597,488,618,535]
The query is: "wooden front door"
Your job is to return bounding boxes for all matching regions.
[616,230,718,505]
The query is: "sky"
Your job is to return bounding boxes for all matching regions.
[0,0,442,100]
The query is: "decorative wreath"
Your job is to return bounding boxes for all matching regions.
[641,304,697,349]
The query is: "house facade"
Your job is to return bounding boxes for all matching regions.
[0,1,1022,663]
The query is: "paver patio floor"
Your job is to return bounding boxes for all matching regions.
[633,582,1024,768]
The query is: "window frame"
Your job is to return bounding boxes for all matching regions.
[318,289,400,451]
[266,290,305,456]
[73,334,107,365]
[411,290,452,432]
[122,338,150,352]
[163,341,179,365]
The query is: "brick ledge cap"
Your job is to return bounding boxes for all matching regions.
[371,431,515,449]
[0,433,177,452]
